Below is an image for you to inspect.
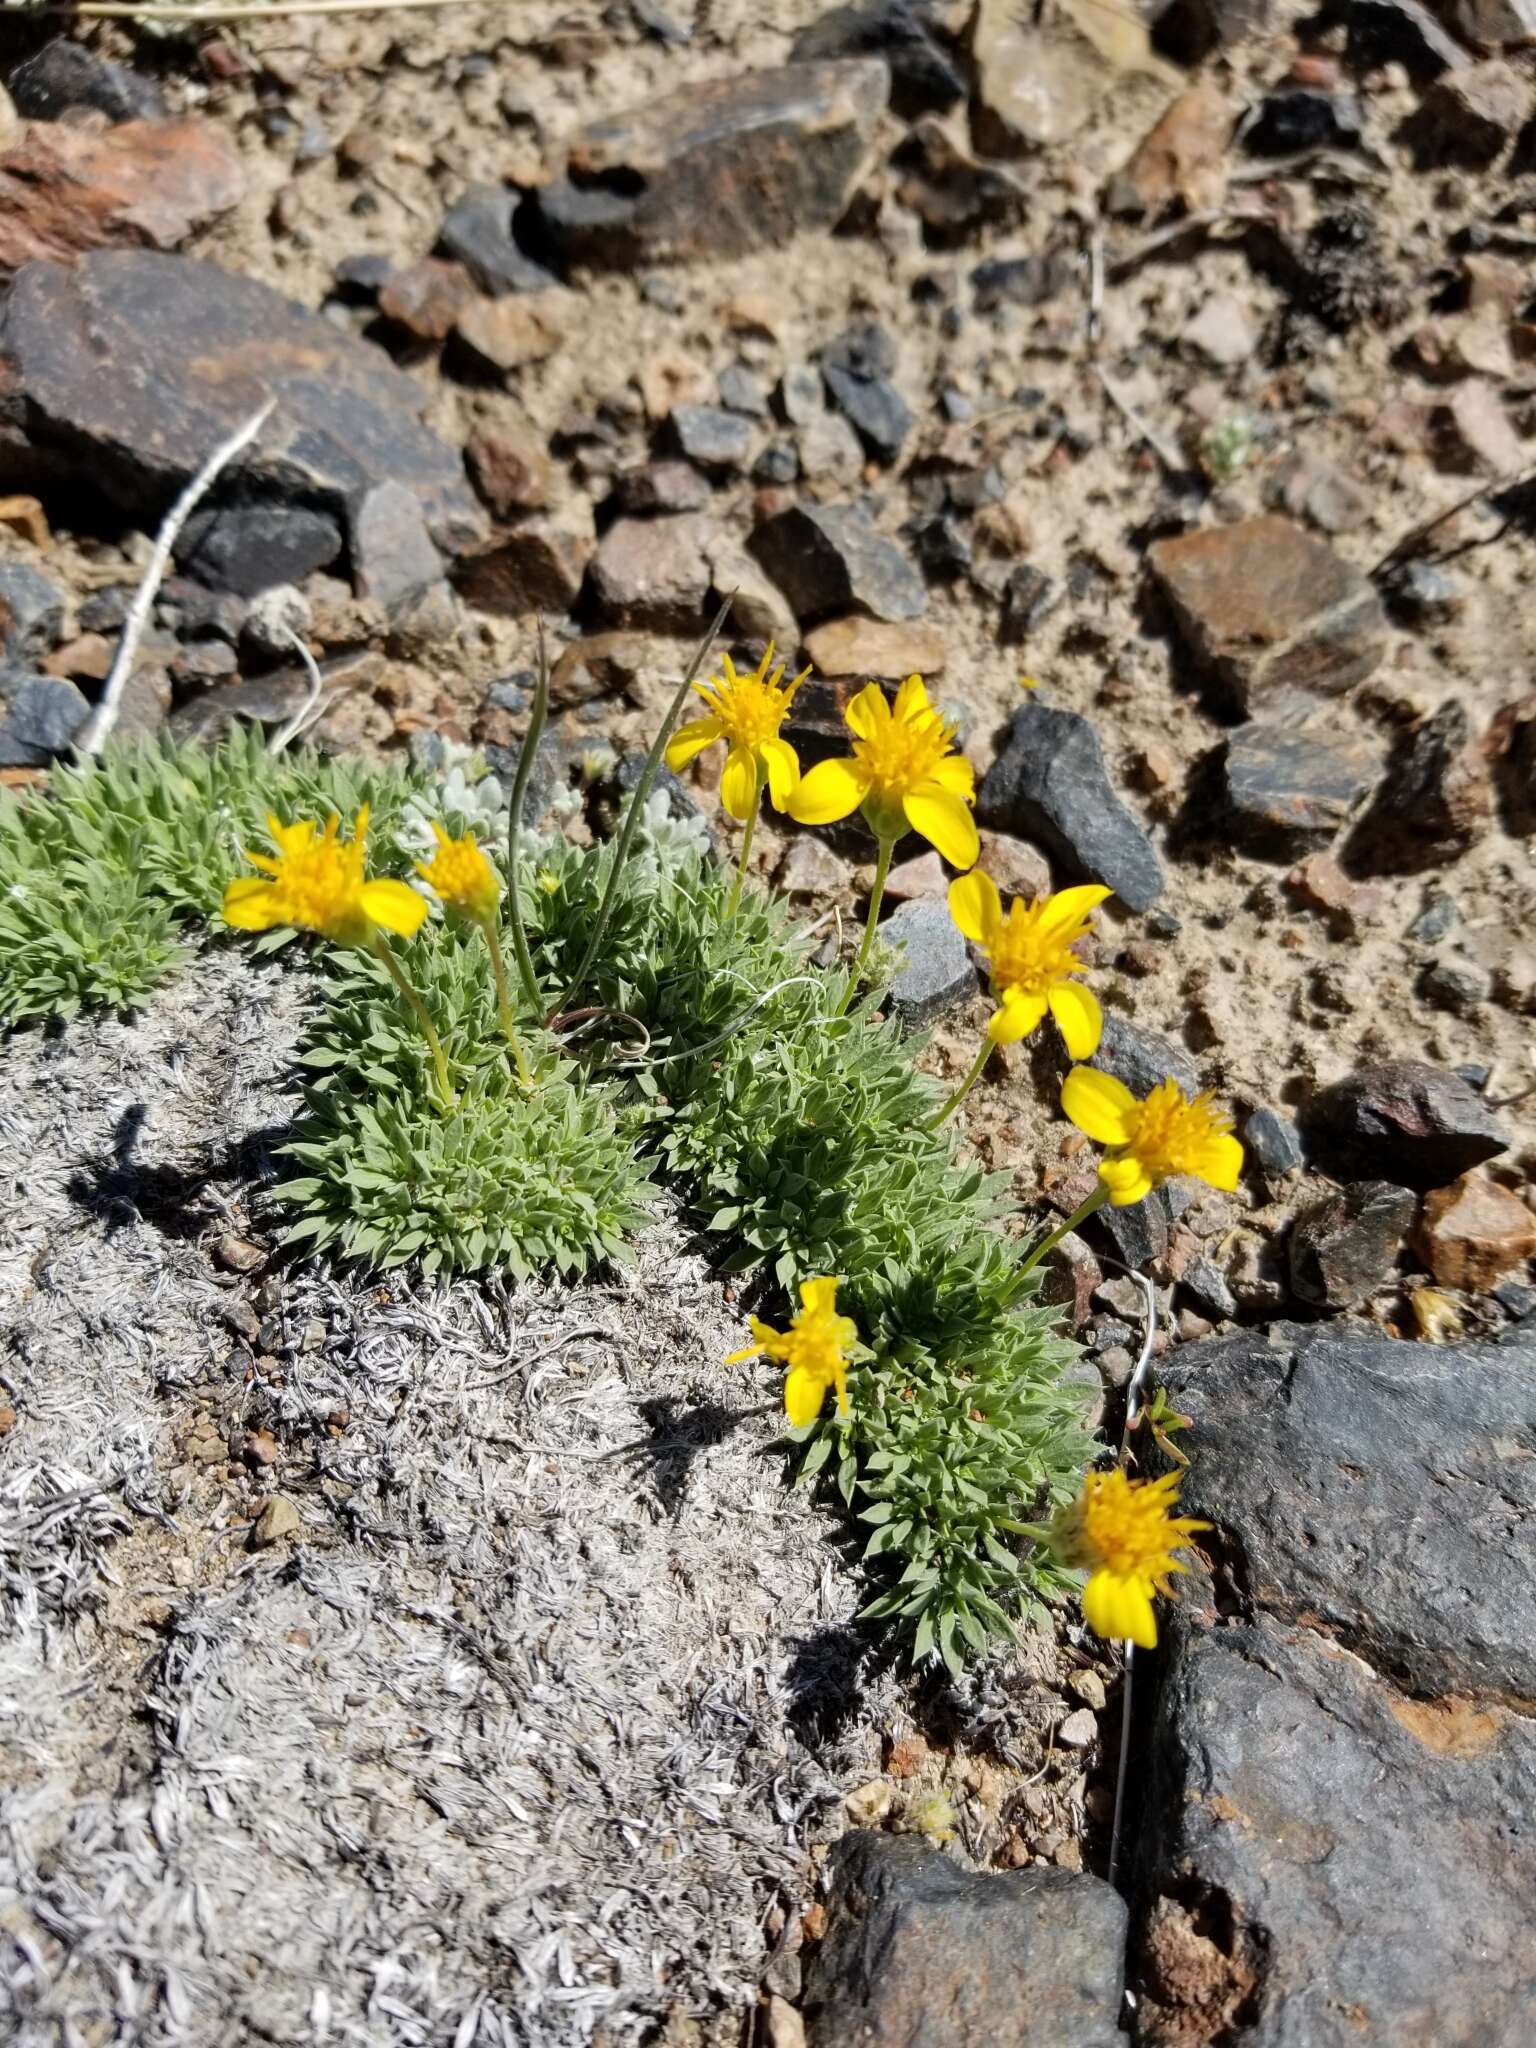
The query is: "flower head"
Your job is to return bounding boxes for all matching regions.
[665,643,809,821]
[415,822,501,924]
[949,873,1108,1055]
[787,675,979,869]
[726,1276,859,1427]
[1047,1467,1208,1649]
[223,807,426,949]
[1061,1069,1243,1206]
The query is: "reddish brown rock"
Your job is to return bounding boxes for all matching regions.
[465,422,553,516]
[1115,82,1232,215]
[588,514,711,630]
[977,829,1051,902]
[1147,515,1388,712]
[454,516,594,616]
[453,294,564,374]
[1415,1175,1536,1291]
[803,615,947,678]
[0,117,243,273]
[533,61,888,267]
[1430,380,1524,475]
[548,633,645,709]
[377,259,472,341]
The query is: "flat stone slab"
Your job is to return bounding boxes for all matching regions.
[0,251,483,552]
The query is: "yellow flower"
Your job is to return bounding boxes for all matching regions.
[949,873,1108,1055]
[726,1276,859,1428]
[1048,1467,1209,1650]
[415,822,500,924]
[787,674,979,869]
[223,807,426,949]
[1061,1069,1244,1206]
[665,643,809,822]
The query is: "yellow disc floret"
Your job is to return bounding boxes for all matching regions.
[787,674,979,869]
[415,822,501,924]
[1049,1467,1209,1649]
[665,643,809,822]
[1061,1069,1244,1206]
[949,873,1108,1056]
[726,1276,860,1427]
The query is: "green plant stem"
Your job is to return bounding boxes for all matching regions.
[505,623,550,1015]
[1018,1185,1110,1276]
[726,763,764,920]
[550,596,730,1023]
[929,1035,993,1130]
[371,933,456,1111]
[837,833,896,1017]
[481,917,534,1090]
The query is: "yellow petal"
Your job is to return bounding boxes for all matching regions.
[1199,1132,1245,1192]
[787,756,871,825]
[758,735,800,811]
[799,1276,841,1316]
[222,879,285,931]
[927,752,975,800]
[1082,1570,1158,1650]
[353,804,370,850]
[903,785,979,871]
[1037,883,1113,937]
[892,674,930,722]
[844,682,889,740]
[724,1342,762,1364]
[665,715,724,771]
[948,869,1003,946]
[720,746,760,822]
[1048,980,1103,1062]
[1101,1161,1155,1207]
[358,878,429,938]
[784,1364,829,1428]
[987,987,1047,1044]
[1061,1066,1138,1147]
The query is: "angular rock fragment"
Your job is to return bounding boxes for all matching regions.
[437,182,557,294]
[588,513,711,630]
[1414,1173,1536,1290]
[175,503,344,597]
[378,259,472,342]
[882,897,976,1028]
[351,482,443,614]
[804,1831,1127,2048]
[0,563,64,663]
[0,252,482,550]
[666,404,752,473]
[0,670,88,765]
[8,37,166,123]
[0,118,243,273]
[1220,722,1378,854]
[1244,1105,1305,1177]
[452,293,564,374]
[979,699,1164,912]
[1346,701,1492,873]
[532,61,888,268]
[1288,1179,1416,1309]
[1147,515,1387,712]
[464,423,553,516]
[1411,59,1529,167]
[1302,1059,1510,1189]
[790,0,965,119]
[455,517,594,617]
[751,503,926,624]
[611,460,711,517]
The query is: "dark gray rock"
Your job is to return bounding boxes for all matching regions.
[998,564,1060,644]
[1182,1255,1237,1321]
[0,670,89,764]
[1098,1192,1170,1272]
[1158,1318,1536,1695]
[804,1831,1126,2048]
[751,502,926,624]
[1302,1059,1510,1189]
[1406,888,1458,943]
[175,502,344,597]
[1347,701,1493,875]
[1288,1179,1416,1308]
[1243,88,1363,154]
[167,656,372,741]
[1244,1105,1305,1177]
[0,252,483,553]
[0,562,65,663]
[882,896,976,1029]
[437,182,557,294]
[822,362,913,464]
[790,0,965,119]
[666,404,752,473]
[350,480,444,614]
[1135,1614,1536,2048]
[752,439,800,485]
[532,61,889,268]
[7,37,166,122]
[1087,1013,1200,1099]
[1221,722,1378,854]
[1345,0,1471,77]
[1421,949,1492,1012]
[978,699,1165,912]
[971,253,1074,310]
[611,460,711,516]
[717,364,768,417]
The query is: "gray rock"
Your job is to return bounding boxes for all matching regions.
[1382,556,1469,623]
[822,363,913,464]
[1086,1013,1200,1099]
[978,699,1164,912]
[1098,1193,1170,1272]
[1406,888,1458,943]
[437,183,557,294]
[1159,1316,1536,1697]
[1347,701,1493,874]
[1136,1615,1536,2048]
[997,564,1061,644]
[970,253,1073,310]
[790,0,965,119]
[751,502,926,624]
[0,252,482,553]
[588,514,710,630]
[242,584,312,660]
[797,411,865,486]
[777,834,849,895]
[0,562,65,663]
[666,404,752,474]
[1182,1255,1237,1321]
[882,896,976,1028]
[803,1832,1126,2048]
[175,501,344,598]
[7,36,166,122]
[1244,1105,1305,1177]
[350,481,443,615]
[1302,1059,1510,1189]
[0,670,89,765]
[753,440,800,485]
[1288,1179,1416,1309]
[532,61,889,268]
[779,363,826,427]
[612,460,711,516]
[1421,949,1492,1012]
[1221,722,1378,854]
[1147,516,1387,715]
[717,364,768,417]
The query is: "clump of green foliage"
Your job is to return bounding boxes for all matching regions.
[0,729,425,1026]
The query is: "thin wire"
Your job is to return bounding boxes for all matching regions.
[1106,1267,1157,1892]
